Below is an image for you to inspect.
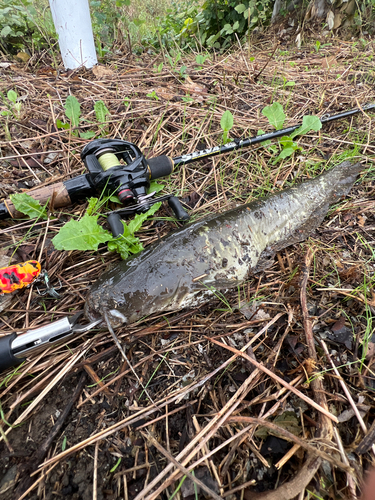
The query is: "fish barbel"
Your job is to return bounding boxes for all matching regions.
[85,161,362,326]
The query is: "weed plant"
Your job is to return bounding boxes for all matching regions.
[0,0,56,55]
[3,0,375,62]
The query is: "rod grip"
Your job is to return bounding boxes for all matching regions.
[4,182,72,218]
[0,333,24,373]
[147,156,174,180]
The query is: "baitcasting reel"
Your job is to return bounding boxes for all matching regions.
[81,139,189,237]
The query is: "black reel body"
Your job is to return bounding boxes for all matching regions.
[81,139,189,236]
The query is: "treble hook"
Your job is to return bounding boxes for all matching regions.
[36,270,62,299]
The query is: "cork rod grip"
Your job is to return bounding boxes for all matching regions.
[5,182,72,218]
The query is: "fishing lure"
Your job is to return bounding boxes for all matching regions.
[0,260,41,294]
[85,160,363,327]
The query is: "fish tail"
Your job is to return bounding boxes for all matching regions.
[327,160,363,198]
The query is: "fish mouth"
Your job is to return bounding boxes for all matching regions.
[107,309,127,325]
[84,302,104,323]
[85,302,128,329]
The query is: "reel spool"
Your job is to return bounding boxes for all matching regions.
[81,139,189,236]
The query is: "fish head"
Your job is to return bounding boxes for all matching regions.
[84,285,131,328]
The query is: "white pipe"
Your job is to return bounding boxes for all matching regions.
[49,0,98,70]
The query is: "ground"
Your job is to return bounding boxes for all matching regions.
[0,28,375,500]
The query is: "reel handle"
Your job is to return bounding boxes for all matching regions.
[168,197,189,221]
[107,213,124,238]
[107,196,189,237]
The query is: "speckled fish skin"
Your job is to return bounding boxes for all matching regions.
[85,161,362,326]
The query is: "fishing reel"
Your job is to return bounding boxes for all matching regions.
[81,139,189,237]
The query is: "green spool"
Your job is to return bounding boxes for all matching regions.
[97,152,120,171]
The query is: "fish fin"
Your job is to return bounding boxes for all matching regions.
[251,201,330,274]
[251,247,277,274]
[193,278,242,291]
[273,202,330,250]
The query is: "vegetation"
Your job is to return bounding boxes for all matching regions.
[2,0,375,61]
[0,0,55,54]
[190,0,274,49]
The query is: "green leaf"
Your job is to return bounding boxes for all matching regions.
[7,90,17,104]
[10,193,48,220]
[1,26,12,37]
[52,214,112,251]
[149,181,165,193]
[65,95,81,128]
[273,146,299,163]
[107,230,143,260]
[94,100,110,124]
[109,195,121,203]
[232,20,239,30]
[110,458,122,473]
[290,115,322,139]
[80,130,96,139]
[56,119,69,130]
[222,24,233,34]
[206,34,220,47]
[86,197,100,216]
[220,109,234,132]
[107,203,161,259]
[285,81,295,87]
[147,91,159,101]
[262,102,286,130]
[127,202,161,234]
[234,4,246,13]
[279,136,295,147]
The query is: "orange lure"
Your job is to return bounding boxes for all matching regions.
[0,260,41,294]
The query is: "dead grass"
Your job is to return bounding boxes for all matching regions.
[0,32,375,500]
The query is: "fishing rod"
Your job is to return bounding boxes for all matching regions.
[0,102,374,237]
[173,103,375,165]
